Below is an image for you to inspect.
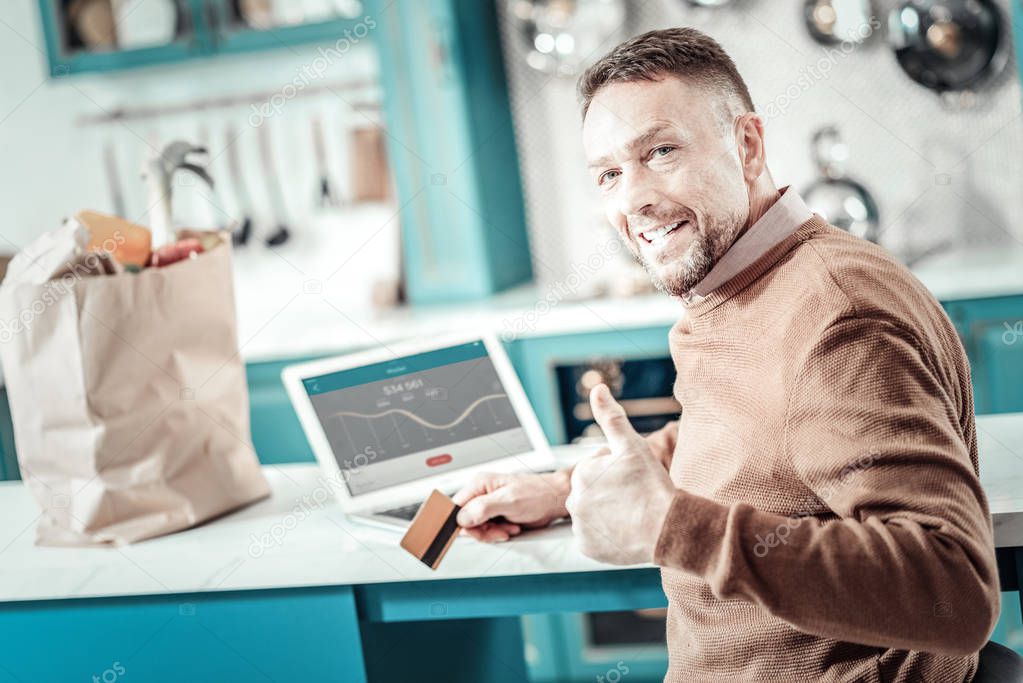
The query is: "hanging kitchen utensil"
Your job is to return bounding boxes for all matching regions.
[511,0,628,76]
[197,123,232,232]
[887,0,1008,95]
[257,124,291,247]
[311,115,342,209]
[224,124,253,246]
[803,0,875,45]
[349,126,390,202]
[142,141,214,247]
[102,139,126,218]
[802,126,880,242]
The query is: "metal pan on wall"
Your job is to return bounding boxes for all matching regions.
[510,0,628,76]
[803,0,876,45]
[802,126,880,243]
[887,0,1009,95]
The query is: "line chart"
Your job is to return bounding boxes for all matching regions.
[329,393,508,431]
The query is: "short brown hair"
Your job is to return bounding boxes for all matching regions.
[577,27,755,120]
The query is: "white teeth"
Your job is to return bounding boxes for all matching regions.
[641,221,683,243]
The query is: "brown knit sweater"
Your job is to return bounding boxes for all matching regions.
[649,216,999,682]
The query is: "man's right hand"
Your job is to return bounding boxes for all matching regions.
[453,469,574,542]
[452,420,676,544]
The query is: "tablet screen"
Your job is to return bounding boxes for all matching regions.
[302,340,532,495]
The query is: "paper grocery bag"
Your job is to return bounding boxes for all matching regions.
[0,226,270,546]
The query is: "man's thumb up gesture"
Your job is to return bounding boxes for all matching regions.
[566,384,678,565]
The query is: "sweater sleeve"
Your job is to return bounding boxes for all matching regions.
[652,316,999,656]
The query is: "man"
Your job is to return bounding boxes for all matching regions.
[453,27,1000,682]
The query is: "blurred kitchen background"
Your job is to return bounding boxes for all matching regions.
[2,0,1023,679]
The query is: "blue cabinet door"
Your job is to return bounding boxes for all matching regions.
[970,319,1023,414]
[366,0,532,304]
[0,389,16,481]
[36,0,212,76]
[943,295,1023,415]
[245,356,327,465]
[504,327,673,444]
[0,586,367,683]
[205,0,373,56]
[36,0,373,77]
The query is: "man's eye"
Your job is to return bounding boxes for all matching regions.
[599,170,620,185]
[653,146,675,157]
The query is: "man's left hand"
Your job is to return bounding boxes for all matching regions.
[566,384,678,565]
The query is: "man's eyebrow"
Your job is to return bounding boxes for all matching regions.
[587,125,676,169]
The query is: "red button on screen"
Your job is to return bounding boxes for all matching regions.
[426,454,452,467]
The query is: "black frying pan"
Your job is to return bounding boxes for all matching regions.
[887,0,1008,93]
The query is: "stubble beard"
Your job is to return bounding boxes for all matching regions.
[634,212,743,298]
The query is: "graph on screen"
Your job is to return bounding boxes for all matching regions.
[327,390,517,459]
[307,342,529,461]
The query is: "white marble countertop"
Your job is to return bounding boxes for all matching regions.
[975,413,1023,551]
[911,246,1023,303]
[235,245,1023,364]
[0,416,1021,604]
[0,445,620,604]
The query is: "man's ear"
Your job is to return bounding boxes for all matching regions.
[734,112,767,184]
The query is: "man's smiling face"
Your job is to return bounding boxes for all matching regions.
[583,75,753,297]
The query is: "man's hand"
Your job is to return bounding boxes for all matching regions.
[453,470,572,542]
[566,384,677,565]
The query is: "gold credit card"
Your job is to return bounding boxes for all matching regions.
[400,490,461,570]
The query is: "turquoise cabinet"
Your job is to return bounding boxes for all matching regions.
[366,0,532,304]
[204,0,372,56]
[0,586,367,683]
[0,389,15,482]
[973,320,1023,414]
[1015,0,1023,92]
[943,295,1023,415]
[992,591,1023,656]
[36,0,370,77]
[37,0,209,77]
[504,327,673,444]
[245,356,324,465]
[525,611,669,683]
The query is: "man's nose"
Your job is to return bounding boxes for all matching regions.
[617,167,659,218]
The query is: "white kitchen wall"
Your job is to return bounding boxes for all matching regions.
[497,0,1023,291]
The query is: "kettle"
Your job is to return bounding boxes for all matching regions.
[802,126,880,243]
